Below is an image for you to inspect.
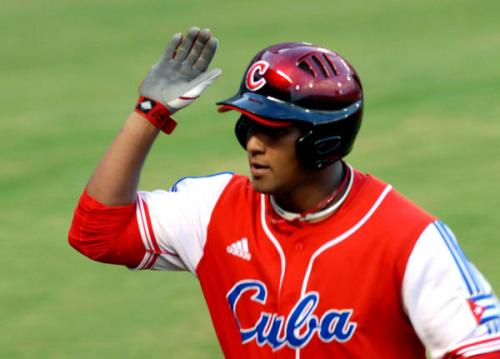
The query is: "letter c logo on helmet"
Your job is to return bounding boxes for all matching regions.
[245,60,270,91]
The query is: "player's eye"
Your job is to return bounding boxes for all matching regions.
[248,122,293,140]
[263,127,292,139]
[237,115,299,146]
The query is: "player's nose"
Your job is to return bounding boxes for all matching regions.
[246,129,266,154]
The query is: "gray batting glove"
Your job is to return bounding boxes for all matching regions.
[140,27,222,114]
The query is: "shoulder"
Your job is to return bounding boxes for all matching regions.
[170,171,236,193]
[168,172,255,207]
[351,168,435,225]
[139,172,239,214]
[345,168,436,271]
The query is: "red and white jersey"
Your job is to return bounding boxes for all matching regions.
[70,167,500,358]
[129,168,500,358]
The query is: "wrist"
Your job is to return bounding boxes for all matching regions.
[135,96,177,134]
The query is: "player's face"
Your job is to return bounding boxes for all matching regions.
[245,123,310,196]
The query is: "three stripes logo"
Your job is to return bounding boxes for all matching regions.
[227,238,252,261]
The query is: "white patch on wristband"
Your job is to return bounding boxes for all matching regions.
[140,100,153,111]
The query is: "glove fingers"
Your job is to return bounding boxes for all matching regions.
[193,37,219,73]
[174,26,200,62]
[159,33,183,63]
[184,28,211,67]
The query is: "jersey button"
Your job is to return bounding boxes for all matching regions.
[294,242,304,251]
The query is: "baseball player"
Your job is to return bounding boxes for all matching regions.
[69,27,500,358]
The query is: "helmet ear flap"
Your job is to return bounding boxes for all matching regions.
[296,129,343,169]
[235,116,251,149]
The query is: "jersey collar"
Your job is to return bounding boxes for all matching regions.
[270,163,354,223]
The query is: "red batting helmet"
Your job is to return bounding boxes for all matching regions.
[217,42,363,169]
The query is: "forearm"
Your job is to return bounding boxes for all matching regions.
[86,112,159,206]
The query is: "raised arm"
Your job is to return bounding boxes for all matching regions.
[87,27,221,205]
[68,27,221,267]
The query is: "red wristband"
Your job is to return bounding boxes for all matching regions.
[135,96,177,134]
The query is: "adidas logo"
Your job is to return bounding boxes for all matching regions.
[227,238,251,261]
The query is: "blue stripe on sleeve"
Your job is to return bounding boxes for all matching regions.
[481,315,500,325]
[473,293,494,301]
[170,171,234,192]
[433,220,477,294]
[439,221,483,292]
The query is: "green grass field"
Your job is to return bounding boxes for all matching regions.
[1,0,499,357]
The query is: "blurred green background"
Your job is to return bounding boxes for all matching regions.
[1,0,499,357]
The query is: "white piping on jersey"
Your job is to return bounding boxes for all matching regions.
[292,184,392,359]
[445,333,500,358]
[270,164,354,222]
[300,184,393,296]
[260,194,287,293]
[136,251,154,270]
[136,195,157,269]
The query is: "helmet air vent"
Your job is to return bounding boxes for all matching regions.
[298,61,315,77]
[323,54,338,76]
[311,55,328,78]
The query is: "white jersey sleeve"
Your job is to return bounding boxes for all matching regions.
[403,220,500,358]
[133,172,233,275]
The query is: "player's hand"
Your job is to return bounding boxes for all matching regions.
[139,27,222,114]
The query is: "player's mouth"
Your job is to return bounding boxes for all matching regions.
[250,162,270,177]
